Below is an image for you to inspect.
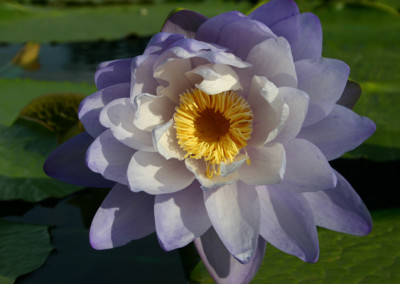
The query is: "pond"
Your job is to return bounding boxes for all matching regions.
[0,36,150,83]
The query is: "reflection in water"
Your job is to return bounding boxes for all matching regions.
[0,36,150,83]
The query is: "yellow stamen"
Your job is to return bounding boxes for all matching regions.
[174,89,253,178]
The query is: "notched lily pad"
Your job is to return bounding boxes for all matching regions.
[0,219,53,284]
[19,93,86,143]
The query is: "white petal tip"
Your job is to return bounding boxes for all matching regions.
[234,250,253,264]
[89,233,112,250]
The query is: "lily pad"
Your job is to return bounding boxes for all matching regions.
[19,92,86,143]
[312,3,400,160]
[0,118,82,202]
[0,78,96,126]
[345,82,400,160]
[0,2,251,43]
[0,219,53,284]
[190,208,400,283]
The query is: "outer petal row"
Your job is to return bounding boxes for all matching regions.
[154,181,211,250]
[90,183,155,249]
[257,186,319,262]
[249,0,299,27]
[162,10,207,38]
[95,58,132,90]
[195,228,267,284]
[86,130,135,185]
[273,139,337,193]
[270,13,322,61]
[303,170,372,236]
[247,37,297,88]
[298,105,376,161]
[78,83,130,138]
[44,132,114,188]
[296,58,350,126]
[204,181,260,263]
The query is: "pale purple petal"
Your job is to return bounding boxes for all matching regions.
[298,105,376,161]
[90,183,155,250]
[303,170,372,236]
[95,58,132,90]
[256,186,319,262]
[212,19,276,60]
[188,63,242,95]
[273,139,337,192]
[132,93,175,131]
[196,11,247,44]
[194,227,267,284]
[247,37,297,88]
[44,132,114,188]
[204,181,260,263]
[154,57,193,104]
[159,37,227,56]
[337,80,362,109]
[249,0,299,27]
[99,98,154,151]
[295,58,350,126]
[185,158,239,189]
[78,83,130,138]
[154,181,211,250]
[273,87,309,142]
[271,13,322,61]
[131,54,159,97]
[86,130,135,185]
[246,76,288,147]
[143,32,186,55]
[162,10,207,38]
[127,151,194,195]
[220,154,247,177]
[152,119,186,161]
[238,144,286,186]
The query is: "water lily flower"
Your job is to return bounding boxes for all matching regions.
[45,0,376,282]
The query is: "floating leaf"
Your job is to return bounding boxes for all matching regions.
[190,208,400,283]
[0,78,96,126]
[19,92,86,143]
[0,220,53,284]
[0,2,251,43]
[0,119,82,202]
[345,82,400,160]
[313,3,400,160]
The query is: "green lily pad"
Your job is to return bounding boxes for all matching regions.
[190,208,400,283]
[0,118,82,202]
[0,78,96,126]
[345,82,400,160]
[0,79,95,201]
[0,219,53,284]
[19,92,86,143]
[0,2,251,43]
[315,3,400,160]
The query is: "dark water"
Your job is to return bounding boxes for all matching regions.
[2,188,187,284]
[0,36,150,83]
